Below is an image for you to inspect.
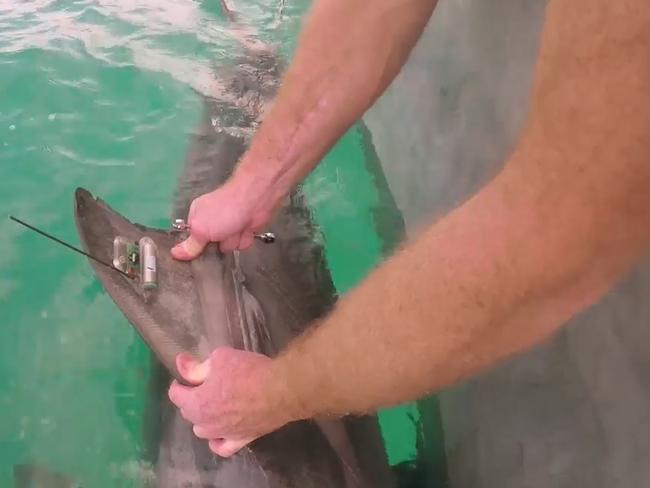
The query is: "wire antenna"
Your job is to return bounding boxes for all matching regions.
[9,215,133,279]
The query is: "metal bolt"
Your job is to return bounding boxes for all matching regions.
[172,219,189,231]
[254,232,276,244]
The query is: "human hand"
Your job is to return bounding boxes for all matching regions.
[171,175,279,259]
[167,347,295,457]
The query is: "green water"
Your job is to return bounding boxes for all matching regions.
[1,1,442,486]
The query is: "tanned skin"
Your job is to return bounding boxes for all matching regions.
[170,0,438,257]
[169,0,650,458]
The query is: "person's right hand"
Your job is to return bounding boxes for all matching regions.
[171,177,278,260]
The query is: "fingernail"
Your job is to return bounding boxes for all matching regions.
[176,353,210,385]
[171,243,191,261]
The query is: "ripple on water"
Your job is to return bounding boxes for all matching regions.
[53,145,136,167]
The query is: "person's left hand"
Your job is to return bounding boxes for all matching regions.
[168,347,294,457]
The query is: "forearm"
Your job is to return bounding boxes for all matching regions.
[233,0,437,202]
[269,0,650,419]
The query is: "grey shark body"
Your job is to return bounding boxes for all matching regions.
[74,39,395,487]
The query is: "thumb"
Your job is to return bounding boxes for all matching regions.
[208,438,253,458]
[176,353,211,386]
[171,234,208,261]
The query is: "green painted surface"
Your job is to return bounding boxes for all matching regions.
[0,1,444,486]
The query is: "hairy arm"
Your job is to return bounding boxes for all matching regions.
[233,0,438,207]
[269,0,650,419]
[172,0,438,257]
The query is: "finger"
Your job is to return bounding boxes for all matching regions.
[209,438,252,458]
[193,424,223,440]
[171,234,208,261]
[239,231,254,250]
[176,353,210,386]
[219,234,241,253]
[168,380,200,420]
